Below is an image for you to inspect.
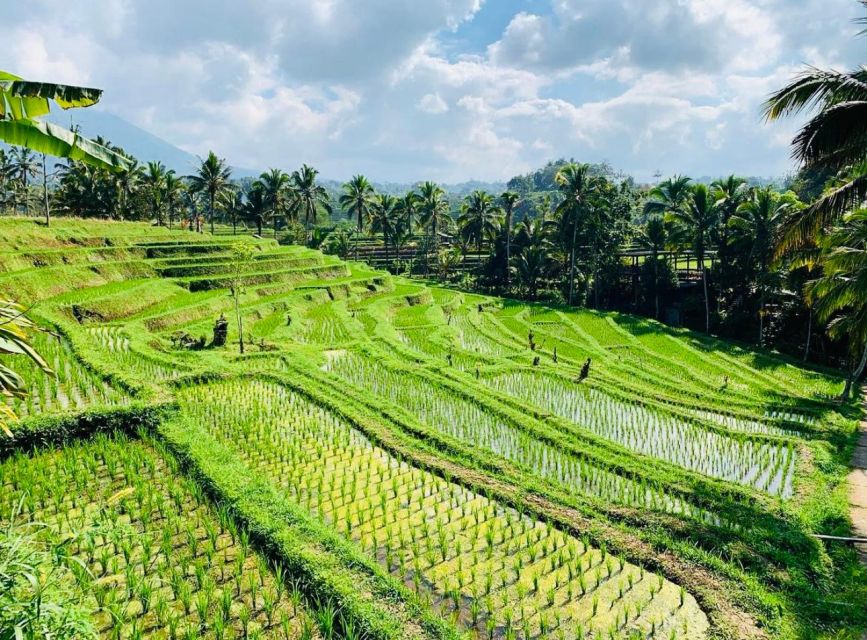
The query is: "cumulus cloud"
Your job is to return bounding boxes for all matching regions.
[418,93,449,114]
[3,0,865,182]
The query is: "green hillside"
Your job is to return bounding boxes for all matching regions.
[1,217,864,640]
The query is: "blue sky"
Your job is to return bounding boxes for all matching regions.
[4,0,865,183]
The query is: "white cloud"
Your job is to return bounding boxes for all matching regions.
[418,93,449,114]
[2,0,865,183]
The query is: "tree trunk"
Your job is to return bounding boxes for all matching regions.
[505,210,512,291]
[257,218,263,237]
[235,294,245,355]
[209,193,215,234]
[41,154,50,227]
[653,254,659,319]
[274,214,278,239]
[841,346,867,402]
[803,307,813,363]
[568,213,578,306]
[758,301,764,346]
[701,263,710,333]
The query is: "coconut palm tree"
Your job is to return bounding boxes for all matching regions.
[418,181,450,275]
[500,191,520,290]
[11,147,40,215]
[259,168,293,239]
[805,209,867,400]
[517,245,554,300]
[218,186,245,236]
[763,7,867,254]
[163,172,184,230]
[370,193,399,265]
[643,175,693,219]
[668,184,717,332]
[730,187,793,344]
[113,157,141,220]
[396,190,419,235]
[554,163,598,305]
[290,164,331,242]
[340,175,376,260]
[458,190,502,263]
[142,161,167,225]
[635,216,669,319]
[243,182,267,237]
[187,151,232,233]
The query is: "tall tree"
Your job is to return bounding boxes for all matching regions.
[11,147,39,215]
[113,157,141,220]
[142,161,167,225]
[187,151,231,233]
[500,191,520,290]
[458,190,502,279]
[763,14,867,254]
[730,187,793,344]
[370,193,399,265]
[290,164,331,241]
[635,216,669,319]
[554,163,598,306]
[668,184,717,332]
[418,181,449,276]
[218,186,244,236]
[340,175,376,260]
[259,168,293,239]
[163,171,184,230]
[243,182,267,237]
[806,209,867,400]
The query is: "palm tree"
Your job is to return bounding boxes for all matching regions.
[668,184,717,332]
[163,172,184,230]
[517,245,554,300]
[730,187,792,344]
[554,163,598,305]
[418,182,450,276]
[218,187,245,236]
[711,175,748,294]
[459,190,502,263]
[0,149,13,211]
[635,216,669,319]
[290,164,332,242]
[11,147,40,215]
[113,157,141,220]
[370,193,399,265]
[143,161,167,225]
[805,209,867,400]
[340,175,376,260]
[243,182,267,237]
[259,168,293,239]
[763,8,867,254]
[643,175,693,219]
[514,217,554,300]
[500,191,520,290]
[187,151,232,233]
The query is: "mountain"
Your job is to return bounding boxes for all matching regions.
[45,109,261,177]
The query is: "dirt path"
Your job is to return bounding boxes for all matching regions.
[850,387,867,564]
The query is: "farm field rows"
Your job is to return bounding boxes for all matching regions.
[0,218,864,640]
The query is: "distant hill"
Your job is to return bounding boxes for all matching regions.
[44,109,261,178]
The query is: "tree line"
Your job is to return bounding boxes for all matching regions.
[3,29,867,396]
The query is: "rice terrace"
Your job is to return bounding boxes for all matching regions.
[3,2,867,640]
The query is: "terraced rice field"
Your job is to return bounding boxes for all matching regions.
[1,218,864,640]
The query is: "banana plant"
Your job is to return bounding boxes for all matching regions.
[0,70,130,171]
[0,299,52,435]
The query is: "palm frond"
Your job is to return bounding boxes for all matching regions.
[776,173,867,256]
[763,66,867,121]
[792,100,867,169]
